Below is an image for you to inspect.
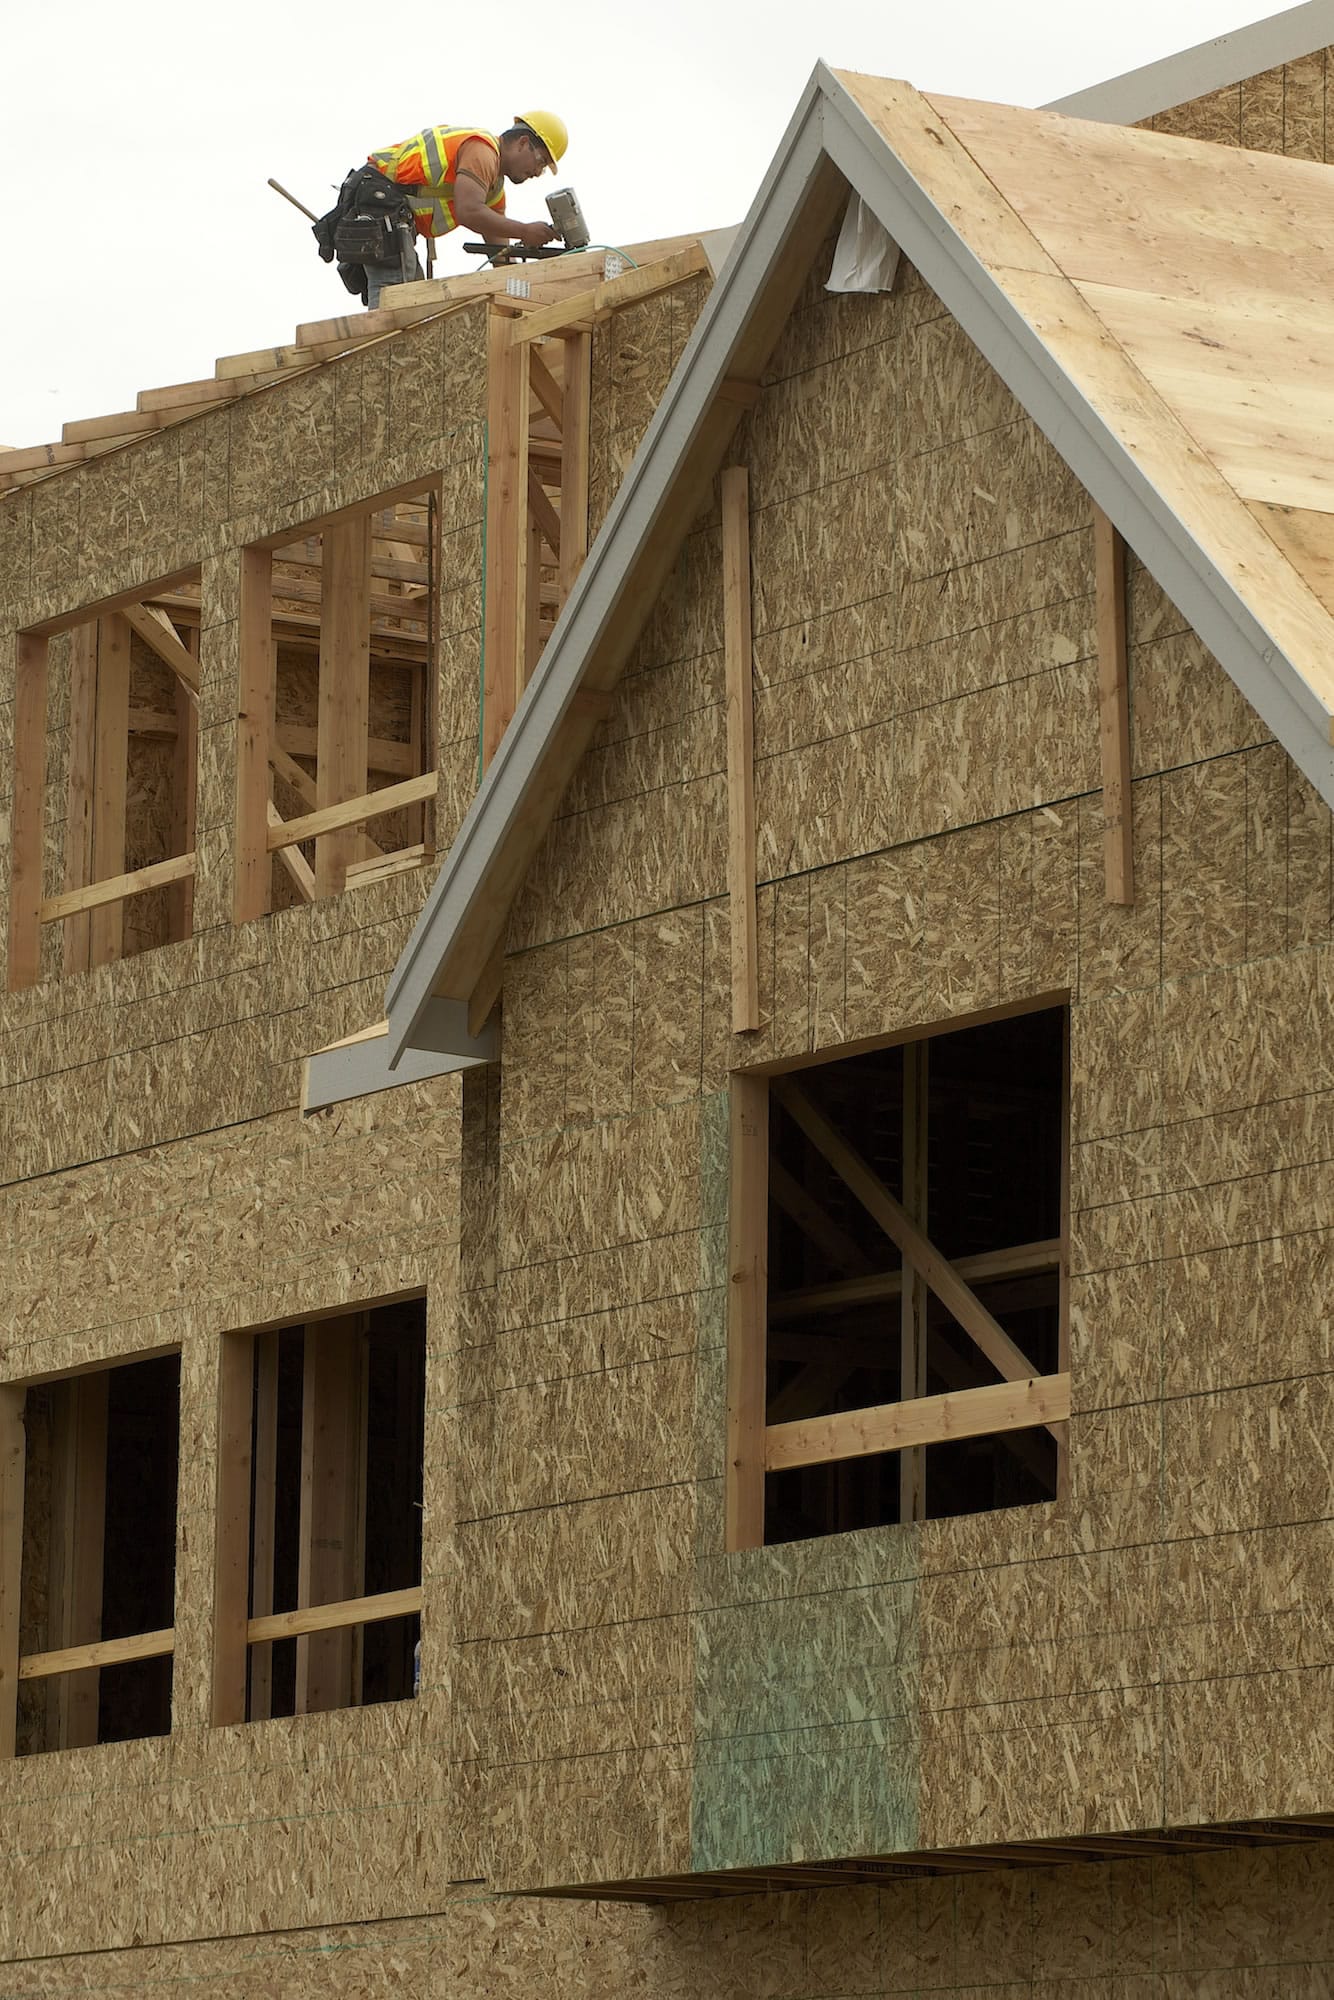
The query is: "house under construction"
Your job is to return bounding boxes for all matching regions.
[5,4,1334,1991]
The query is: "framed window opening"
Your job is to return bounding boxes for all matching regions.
[7,571,203,990]
[234,487,440,924]
[212,1297,426,1725]
[726,1003,1070,1549]
[1,1353,181,1757]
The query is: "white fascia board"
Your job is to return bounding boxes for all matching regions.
[819,69,1334,804]
[1045,1,1334,123]
[380,73,839,1068]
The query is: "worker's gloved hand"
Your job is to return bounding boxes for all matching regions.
[514,219,559,249]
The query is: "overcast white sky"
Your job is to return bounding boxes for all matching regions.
[1,0,1270,449]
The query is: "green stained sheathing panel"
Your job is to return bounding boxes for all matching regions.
[691,1551,921,1870]
[691,1086,922,1870]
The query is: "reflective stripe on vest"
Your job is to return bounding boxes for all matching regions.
[365,125,506,239]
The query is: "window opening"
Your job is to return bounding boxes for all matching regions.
[7,574,203,989]
[213,1298,425,1724]
[9,1354,180,1756]
[728,1006,1069,1548]
[235,494,438,923]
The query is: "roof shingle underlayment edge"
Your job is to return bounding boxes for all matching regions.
[309,60,1334,1103]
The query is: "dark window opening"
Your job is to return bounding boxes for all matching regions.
[240,1298,425,1722]
[762,1007,1066,1545]
[17,1354,180,1756]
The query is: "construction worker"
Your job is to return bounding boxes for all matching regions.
[314,113,569,308]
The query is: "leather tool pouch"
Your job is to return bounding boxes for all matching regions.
[315,167,412,265]
[333,213,394,261]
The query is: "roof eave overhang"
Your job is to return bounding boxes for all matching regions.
[302,998,496,1112]
[818,67,1334,793]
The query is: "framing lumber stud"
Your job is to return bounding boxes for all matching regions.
[0,1387,24,1760]
[315,518,373,898]
[48,1374,109,1751]
[296,1316,367,1715]
[8,634,50,991]
[726,1072,769,1550]
[483,308,531,770]
[1094,506,1134,905]
[722,467,761,1035]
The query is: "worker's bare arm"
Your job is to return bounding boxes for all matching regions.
[452,173,557,248]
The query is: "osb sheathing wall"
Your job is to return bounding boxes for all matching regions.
[0,267,720,1969]
[0,301,493,1186]
[587,272,713,540]
[4,87,1334,2000]
[458,229,1334,1902]
[0,306,496,1958]
[9,1844,1334,1997]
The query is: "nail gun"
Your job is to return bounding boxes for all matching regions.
[464,185,591,264]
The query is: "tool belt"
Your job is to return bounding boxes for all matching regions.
[313,167,417,295]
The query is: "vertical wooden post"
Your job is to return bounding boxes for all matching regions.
[1056,1011,1072,1503]
[482,307,529,770]
[247,1332,279,1722]
[63,620,98,975]
[726,1071,769,1550]
[721,467,760,1034]
[88,615,131,968]
[421,490,439,855]
[524,506,544,688]
[0,1386,25,1760]
[235,546,275,922]
[1093,507,1134,905]
[212,1333,254,1727]
[315,517,372,897]
[166,628,199,942]
[558,330,591,605]
[48,1373,108,1750]
[408,661,427,847]
[295,1317,365,1714]
[8,632,50,992]
[899,1042,929,1524]
[351,1332,370,1706]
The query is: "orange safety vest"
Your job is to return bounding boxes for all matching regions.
[366,126,507,241]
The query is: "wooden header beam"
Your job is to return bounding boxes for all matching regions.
[765,1373,1072,1473]
[18,1627,175,1682]
[510,244,711,345]
[40,852,196,926]
[266,772,436,853]
[247,1584,422,1647]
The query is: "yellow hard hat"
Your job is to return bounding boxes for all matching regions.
[515,109,568,171]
